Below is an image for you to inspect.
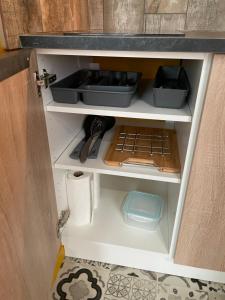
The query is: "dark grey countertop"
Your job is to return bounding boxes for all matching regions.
[0,49,30,81]
[20,32,225,53]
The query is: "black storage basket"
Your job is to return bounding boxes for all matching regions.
[153,66,190,109]
[50,69,141,107]
[50,70,88,104]
[79,70,142,108]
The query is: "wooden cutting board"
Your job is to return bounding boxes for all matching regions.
[104,125,180,173]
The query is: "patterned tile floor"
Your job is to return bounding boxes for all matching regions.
[52,257,225,300]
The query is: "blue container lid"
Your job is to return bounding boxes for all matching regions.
[122,191,163,221]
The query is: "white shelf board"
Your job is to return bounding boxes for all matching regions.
[62,188,169,257]
[46,98,192,123]
[55,132,181,184]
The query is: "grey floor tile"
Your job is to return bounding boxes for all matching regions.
[209,293,225,300]
[157,273,209,291]
[68,257,113,271]
[131,278,157,300]
[104,273,132,299]
[104,272,157,300]
[52,257,111,299]
[208,282,225,294]
[111,264,157,281]
[104,265,157,299]
[158,283,208,300]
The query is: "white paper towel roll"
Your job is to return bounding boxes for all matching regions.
[66,171,92,226]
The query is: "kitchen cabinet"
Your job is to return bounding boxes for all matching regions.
[0,51,59,299]
[33,48,223,282]
[1,42,225,293]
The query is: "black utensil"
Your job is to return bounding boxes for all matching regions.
[70,116,115,160]
[79,116,115,163]
[79,116,103,163]
[89,118,115,157]
[69,137,86,159]
[70,116,97,159]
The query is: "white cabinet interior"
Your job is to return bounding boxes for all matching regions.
[36,50,225,282]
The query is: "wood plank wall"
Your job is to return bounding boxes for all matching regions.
[0,0,28,49]
[39,0,90,32]
[1,0,225,49]
[104,0,145,33]
[0,0,103,49]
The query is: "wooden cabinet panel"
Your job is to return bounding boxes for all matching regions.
[0,52,59,299]
[175,54,225,271]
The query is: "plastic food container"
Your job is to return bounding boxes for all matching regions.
[153,66,190,109]
[50,70,88,104]
[79,70,142,108]
[121,191,163,231]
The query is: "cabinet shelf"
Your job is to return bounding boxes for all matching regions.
[54,131,181,183]
[62,188,169,259]
[46,97,192,123]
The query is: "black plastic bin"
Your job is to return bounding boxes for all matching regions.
[79,70,142,107]
[50,69,141,107]
[50,70,88,103]
[153,66,190,109]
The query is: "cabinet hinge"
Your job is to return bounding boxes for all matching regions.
[34,69,56,96]
[57,209,70,238]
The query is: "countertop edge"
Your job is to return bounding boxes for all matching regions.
[20,35,225,53]
[0,49,31,82]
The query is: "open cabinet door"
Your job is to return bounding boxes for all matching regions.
[0,50,60,299]
[175,54,225,272]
